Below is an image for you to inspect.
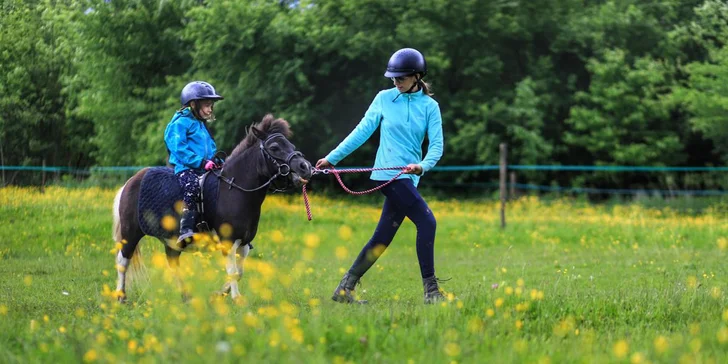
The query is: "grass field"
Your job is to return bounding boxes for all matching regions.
[1,186,727,363]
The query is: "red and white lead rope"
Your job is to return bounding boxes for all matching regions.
[302,166,408,220]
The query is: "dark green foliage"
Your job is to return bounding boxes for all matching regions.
[4,0,728,190]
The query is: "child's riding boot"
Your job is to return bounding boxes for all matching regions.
[177,208,196,249]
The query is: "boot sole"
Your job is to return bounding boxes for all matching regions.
[331,295,368,304]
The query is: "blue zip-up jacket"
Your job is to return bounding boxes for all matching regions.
[164,108,217,174]
[325,88,444,187]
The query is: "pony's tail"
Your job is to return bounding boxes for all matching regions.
[112,184,147,291]
[127,249,147,290]
[112,185,124,243]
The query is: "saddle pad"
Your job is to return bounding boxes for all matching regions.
[138,167,219,238]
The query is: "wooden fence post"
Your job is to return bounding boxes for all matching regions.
[41,159,46,194]
[509,171,516,200]
[499,143,507,229]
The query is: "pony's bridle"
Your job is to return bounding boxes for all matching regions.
[213,133,303,193]
[259,133,303,180]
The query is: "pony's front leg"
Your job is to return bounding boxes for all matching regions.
[225,239,250,300]
[164,244,190,302]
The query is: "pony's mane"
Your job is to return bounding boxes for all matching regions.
[230,114,293,158]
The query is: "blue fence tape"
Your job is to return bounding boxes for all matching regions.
[508,165,728,172]
[512,183,728,196]
[3,165,728,196]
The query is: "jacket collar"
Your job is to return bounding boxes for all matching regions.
[390,87,424,102]
[178,107,205,122]
[178,107,193,117]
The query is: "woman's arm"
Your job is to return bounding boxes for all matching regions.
[418,104,444,175]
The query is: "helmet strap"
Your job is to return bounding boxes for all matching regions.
[408,74,422,93]
[189,101,216,122]
[392,76,421,102]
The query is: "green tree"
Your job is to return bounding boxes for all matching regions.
[71,0,196,166]
[0,0,94,183]
[183,0,407,160]
[564,50,683,166]
[671,0,728,160]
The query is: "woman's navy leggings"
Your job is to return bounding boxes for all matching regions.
[348,178,437,279]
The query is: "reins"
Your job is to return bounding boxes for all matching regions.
[212,133,301,193]
[302,166,408,221]
[212,168,282,192]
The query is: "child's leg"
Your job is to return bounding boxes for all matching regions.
[176,170,201,244]
[177,170,201,211]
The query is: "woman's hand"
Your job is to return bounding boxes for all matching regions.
[316,158,332,169]
[404,164,422,175]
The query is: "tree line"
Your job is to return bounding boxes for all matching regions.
[3,0,728,191]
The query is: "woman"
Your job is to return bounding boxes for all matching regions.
[316,48,446,304]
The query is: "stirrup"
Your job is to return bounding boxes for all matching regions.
[175,231,194,250]
[196,221,210,232]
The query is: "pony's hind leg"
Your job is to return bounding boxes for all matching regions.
[223,239,251,300]
[113,169,148,303]
[115,236,143,303]
[164,242,190,302]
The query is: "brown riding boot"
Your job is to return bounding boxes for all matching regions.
[331,272,367,304]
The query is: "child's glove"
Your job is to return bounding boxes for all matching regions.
[204,160,220,171]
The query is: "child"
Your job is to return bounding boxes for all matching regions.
[164,81,224,247]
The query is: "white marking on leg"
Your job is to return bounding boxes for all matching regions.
[228,239,250,300]
[115,250,130,300]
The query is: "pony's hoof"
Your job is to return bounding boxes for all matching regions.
[215,287,230,297]
[232,295,246,305]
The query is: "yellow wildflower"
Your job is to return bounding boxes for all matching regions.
[83,349,98,362]
[613,340,629,359]
[654,336,669,354]
[443,343,461,357]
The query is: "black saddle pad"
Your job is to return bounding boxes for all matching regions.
[138,167,219,238]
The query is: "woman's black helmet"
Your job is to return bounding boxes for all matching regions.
[384,48,427,78]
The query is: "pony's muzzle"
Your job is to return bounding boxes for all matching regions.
[290,156,313,186]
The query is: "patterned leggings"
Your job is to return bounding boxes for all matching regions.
[176,169,201,212]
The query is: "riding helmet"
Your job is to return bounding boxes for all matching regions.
[384,48,427,78]
[180,81,224,106]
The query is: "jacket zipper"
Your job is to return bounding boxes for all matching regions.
[407,94,411,123]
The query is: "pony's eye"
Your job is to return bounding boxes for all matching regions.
[269,143,281,152]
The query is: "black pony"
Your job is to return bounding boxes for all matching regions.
[112,114,313,302]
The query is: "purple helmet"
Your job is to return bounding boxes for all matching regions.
[180,81,224,106]
[384,48,427,78]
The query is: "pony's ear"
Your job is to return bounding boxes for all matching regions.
[250,126,267,140]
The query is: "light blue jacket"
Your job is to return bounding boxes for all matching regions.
[164,108,217,174]
[325,87,444,187]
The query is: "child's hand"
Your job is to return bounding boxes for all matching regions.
[204,160,220,170]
